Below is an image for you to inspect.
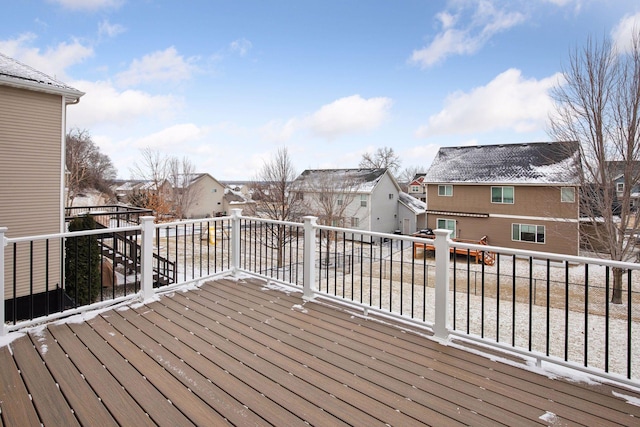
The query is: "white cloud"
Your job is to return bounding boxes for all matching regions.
[611,13,640,54]
[67,79,178,128]
[98,20,126,38]
[410,0,526,68]
[131,124,210,150]
[229,38,253,56]
[416,68,561,138]
[260,119,298,142]
[305,95,393,139]
[48,0,123,11]
[0,33,93,80]
[115,47,198,87]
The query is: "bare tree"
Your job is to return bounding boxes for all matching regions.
[398,165,424,190]
[296,169,367,265]
[167,156,200,219]
[129,148,172,217]
[249,147,304,268]
[359,147,401,175]
[549,31,640,303]
[65,128,116,206]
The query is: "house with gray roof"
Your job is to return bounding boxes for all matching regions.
[423,141,581,255]
[292,168,404,237]
[1,52,84,317]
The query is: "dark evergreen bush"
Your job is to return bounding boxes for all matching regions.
[65,215,101,306]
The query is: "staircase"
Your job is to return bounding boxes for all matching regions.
[98,230,176,287]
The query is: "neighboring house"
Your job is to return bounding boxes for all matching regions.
[292,168,402,237]
[167,173,226,218]
[423,141,581,255]
[607,161,640,212]
[223,186,255,214]
[0,53,84,317]
[114,174,235,218]
[407,173,426,202]
[398,192,427,234]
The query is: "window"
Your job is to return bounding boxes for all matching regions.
[388,193,394,200]
[411,185,421,192]
[561,187,575,203]
[438,185,453,196]
[360,194,367,207]
[436,218,456,238]
[491,186,514,204]
[617,182,624,192]
[512,223,545,243]
[351,217,359,227]
[337,196,343,206]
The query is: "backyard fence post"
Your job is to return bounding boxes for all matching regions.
[303,216,318,301]
[433,229,452,340]
[231,209,242,277]
[0,227,6,336]
[140,216,155,301]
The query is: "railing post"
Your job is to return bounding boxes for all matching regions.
[303,216,317,301]
[230,208,242,277]
[433,229,452,340]
[0,227,7,336]
[139,216,155,301]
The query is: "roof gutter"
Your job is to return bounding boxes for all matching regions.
[0,74,84,102]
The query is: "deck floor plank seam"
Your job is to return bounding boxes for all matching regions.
[66,321,196,427]
[1,276,639,426]
[10,332,81,427]
[110,305,309,426]
[217,278,639,426]
[47,323,158,427]
[146,291,398,426]
[165,288,459,426]
[125,299,352,426]
[198,280,544,427]
[26,329,118,426]
[239,278,640,423]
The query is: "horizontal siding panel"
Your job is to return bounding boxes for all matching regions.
[1,85,65,297]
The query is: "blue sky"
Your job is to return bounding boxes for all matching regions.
[1,1,639,180]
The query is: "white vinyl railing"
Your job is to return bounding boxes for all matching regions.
[2,208,638,386]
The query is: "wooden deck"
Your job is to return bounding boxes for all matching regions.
[1,277,639,426]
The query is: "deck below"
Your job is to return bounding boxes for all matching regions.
[0,276,638,426]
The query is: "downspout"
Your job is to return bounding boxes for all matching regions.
[60,96,81,232]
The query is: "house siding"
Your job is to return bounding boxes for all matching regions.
[184,175,226,218]
[0,85,64,298]
[370,174,399,234]
[426,184,579,255]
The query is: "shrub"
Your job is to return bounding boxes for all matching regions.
[65,215,101,306]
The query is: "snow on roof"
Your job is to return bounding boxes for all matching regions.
[424,141,580,185]
[0,52,83,99]
[399,192,426,214]
[293,168,389,193]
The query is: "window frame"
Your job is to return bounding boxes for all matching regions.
[560,187,575,203]
[436,218,456,238]
[491,186,514,204]
[512,223,545,244]
[438,184,453,197]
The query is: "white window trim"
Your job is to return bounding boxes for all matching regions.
[512,223,545,244]
[438,185,453,197]
[491,186,514,204]
[560,187,575,203]
[436,218,456,238]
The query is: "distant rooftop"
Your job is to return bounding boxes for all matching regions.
[294,168,392,193]
[424,141,580,185]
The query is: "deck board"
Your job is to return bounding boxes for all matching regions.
[1,276,639,426]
